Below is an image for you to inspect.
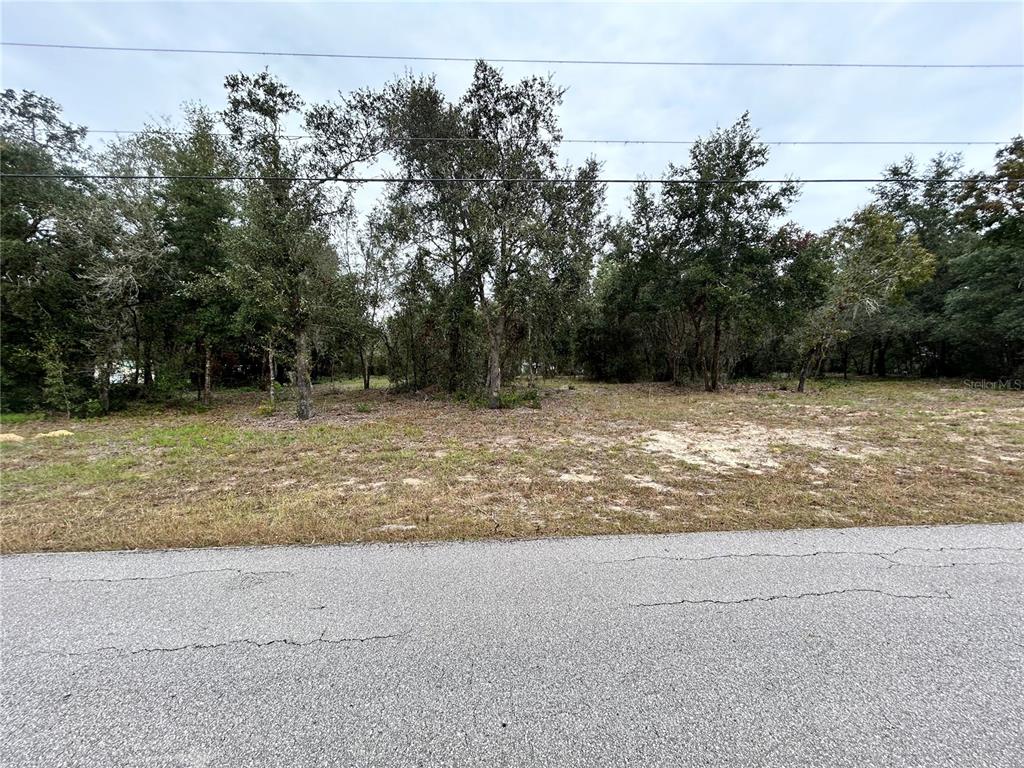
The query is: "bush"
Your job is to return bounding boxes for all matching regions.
[499,386,541,409]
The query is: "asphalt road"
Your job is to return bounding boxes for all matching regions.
[3,523,1023,767]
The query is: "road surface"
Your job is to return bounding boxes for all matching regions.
[3,523,1023,767]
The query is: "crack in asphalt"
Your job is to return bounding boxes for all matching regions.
[632,588,953,608]
[9,547,1021,586]
[11,629,411,660]
[599,545,1024,567]
[8,568,295,585]
[879,559,1023,570]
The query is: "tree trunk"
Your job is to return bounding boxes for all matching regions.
[98,360,111,414]
[447,303,463,394]
[267,344,276,407]
[295,327,314,420]
[486,315,504,409]
[131,311,141,388]
[798,345,819,393]
[142,339,153,390]
[692,313,709,391]
[526,323,535,389]
[360,344,371,390]
[709,313,722,392]
[201,342,212,406]
[876,338,888,377]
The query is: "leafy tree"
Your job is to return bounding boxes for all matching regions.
[659,113,798,390]
[86,135,176,393]
[222,71,380,418]
[379,63,566,406]
[945,137,1024,375]
[159,106,236,404]
[0,89,92,412]
[792,207,935,392]
[867,153,977,376]
[526,158,607,378]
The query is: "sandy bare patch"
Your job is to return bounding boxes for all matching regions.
[0,433,25,443]
[559,472,597,483]
[624,474,673,492]
[401,478,426,487]
[34,430,75,439]
[643,422,842,473]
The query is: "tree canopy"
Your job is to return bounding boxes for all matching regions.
[1,74,1020,417]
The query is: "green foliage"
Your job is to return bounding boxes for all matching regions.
[37,336,85,417]
[499,387,541,409]
[579,116,799,389]
[1,80,1020,416]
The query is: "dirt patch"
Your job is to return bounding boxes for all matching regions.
[643,422,842,473]
[624,474,673,492]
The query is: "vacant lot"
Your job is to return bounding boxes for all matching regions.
[2,378,1022,553]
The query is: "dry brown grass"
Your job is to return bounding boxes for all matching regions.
[2,377,1022,553]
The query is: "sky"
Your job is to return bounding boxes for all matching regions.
[2,1,1022,231]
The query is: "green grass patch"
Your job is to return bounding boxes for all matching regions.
[0,412,46,426]
[130,423,244,455]
[4,456,142,487]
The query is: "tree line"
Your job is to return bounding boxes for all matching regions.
[2,65,1021,417]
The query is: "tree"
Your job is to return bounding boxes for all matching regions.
[87,135,176,394]
[945,137,1024,375]
[527,158,607,378]
[159,106,236,405]
[793,207,935,392]
[0,89,92,412]
[380,63,569,406]
[348,226,389,389]
[659,113,798,390]
[223,71,382,418]
[867,153,977,376]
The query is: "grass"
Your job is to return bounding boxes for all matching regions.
[0,411,45,426]
[1,376,1022,553]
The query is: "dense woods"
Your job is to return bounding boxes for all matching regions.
[2,67,1021,417]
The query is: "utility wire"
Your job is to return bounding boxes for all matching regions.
[75,129,1010,146]
[3,41,1021,69]
[1,172,1012,184]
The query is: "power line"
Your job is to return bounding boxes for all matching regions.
[78,129,1010,147]
[1,172,1012,184]
[3,41,1021,69]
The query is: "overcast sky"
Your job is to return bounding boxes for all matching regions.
[2,1,1021,231]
